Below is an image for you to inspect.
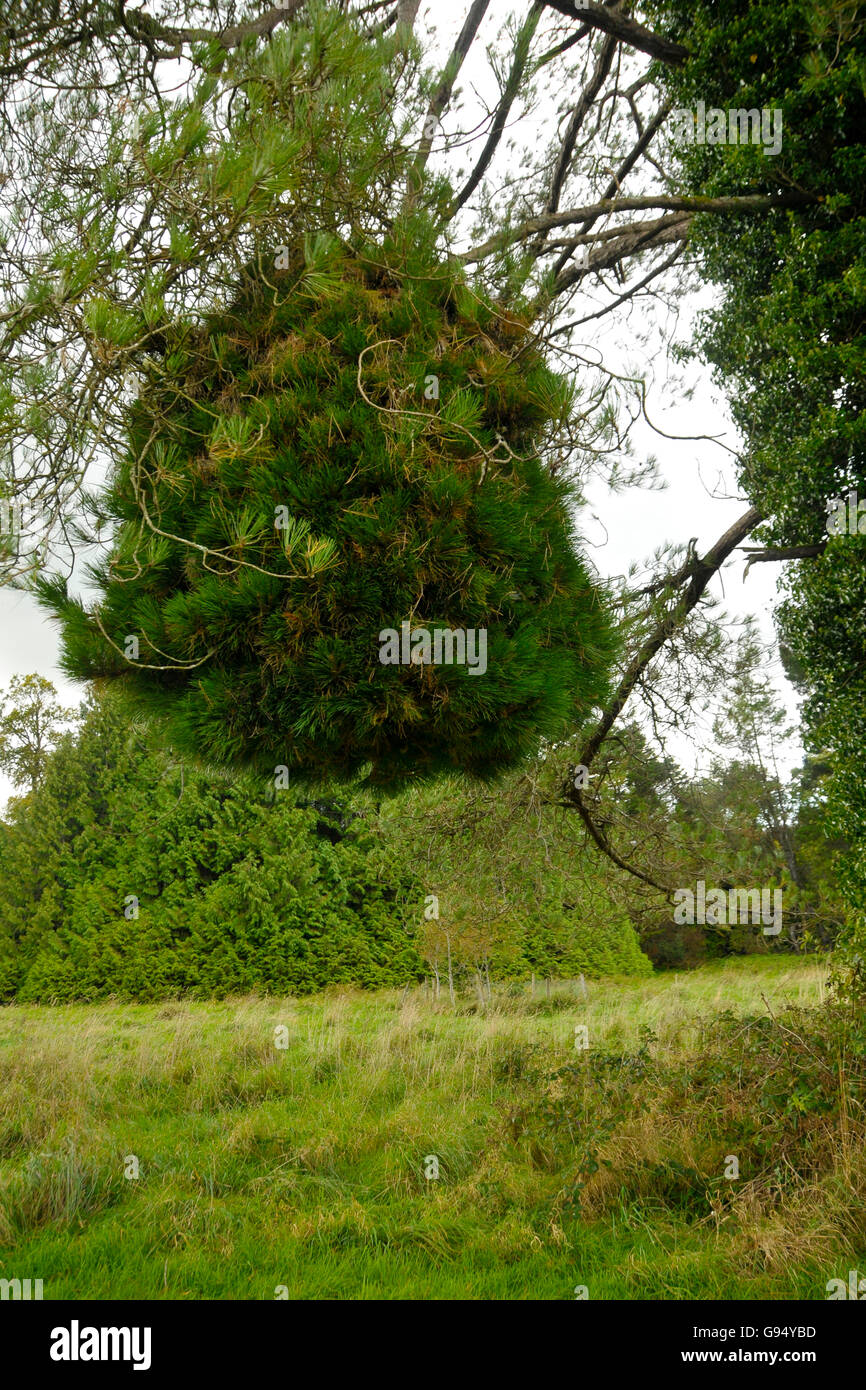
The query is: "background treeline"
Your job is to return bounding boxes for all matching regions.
[0,692,421,1002]
[0,671,847,1003]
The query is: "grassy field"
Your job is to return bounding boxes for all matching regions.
[1,955,863,1301]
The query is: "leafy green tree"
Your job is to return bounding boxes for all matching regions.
[1,0,796,575]
[645,0,866,957]
[0,673,78,794]
[1,1,859,974]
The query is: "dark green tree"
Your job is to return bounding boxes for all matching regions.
[37,237,616,786]
[645,0,866,956]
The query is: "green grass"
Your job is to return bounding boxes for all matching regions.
[1,956,861,1300]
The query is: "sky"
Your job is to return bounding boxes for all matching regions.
[0,0,802,808]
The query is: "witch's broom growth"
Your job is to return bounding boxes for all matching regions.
[38,236,616,786]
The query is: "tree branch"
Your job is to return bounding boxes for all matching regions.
[542,33,617,227]
[541,0,689,66]
[550,242,686,328]
[461,192,818,264]
[396,0,422,31]
[563,787,674,894]
[449,3,543,215]
[551,96,673,278]
[125,2,308,52]
[739,543,828,562]
[406,0,492,203]
[559,506,764,893]
[548,213,690,299]
[578,506,764,772]
[740,541,828,578]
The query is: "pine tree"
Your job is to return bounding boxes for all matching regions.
[38,232,616,787]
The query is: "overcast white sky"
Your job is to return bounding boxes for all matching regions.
[0,0,801,809]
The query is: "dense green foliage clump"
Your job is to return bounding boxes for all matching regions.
[0,699,424,1003]
[0,664,847,1003]
[779,547,866,931]
[39,235,615,788]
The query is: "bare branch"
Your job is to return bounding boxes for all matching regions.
[534,23,590,66]
[121,3,308,54]
[461,192,818,264]
[740,541,828,579]
[548,213,690,300]
[739,543,828,562]
[563,787,674,894]
[550,242,686,328]
[450,3,543,215]
[551,96,673,277]
[579,506,764,770]
[555,506,765,892]
[542,0,689,66]
[396,0,422,31]
[407,0,492,201]
[542,33,617,226]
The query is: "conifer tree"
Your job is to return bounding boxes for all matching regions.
[38,233,616,785]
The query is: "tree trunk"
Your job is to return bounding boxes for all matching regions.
[446,933,455,1007]
[397,0,422,31]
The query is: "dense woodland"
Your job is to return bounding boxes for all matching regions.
[0,662,847,1000]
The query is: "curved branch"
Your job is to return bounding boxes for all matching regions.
[563,788,674,894]
[122,2,307,53]
[559,506,764,893]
